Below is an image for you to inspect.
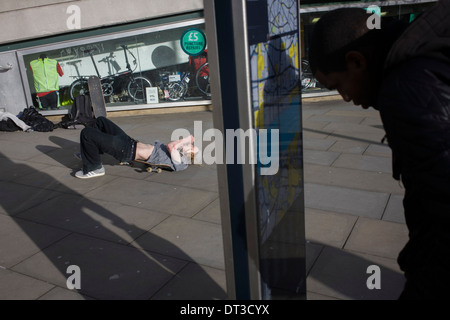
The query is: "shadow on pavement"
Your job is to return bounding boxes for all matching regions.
[0,145,226,300]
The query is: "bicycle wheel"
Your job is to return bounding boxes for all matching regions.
[195,62,210,97]
[167,81,188,101]
[102,81,114,97]
[127,76,152,103]
[70,79,89,101]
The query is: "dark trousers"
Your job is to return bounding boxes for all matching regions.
[38,91,58,109]
[80,117,136,173]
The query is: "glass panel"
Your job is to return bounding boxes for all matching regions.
[299,0,436,95]
[22,22,208,111]
[248,0,306,299]
[135,25,209,104]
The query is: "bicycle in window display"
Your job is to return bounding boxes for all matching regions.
[156,62,210,102]
[69,45,152,103]
[157,71,192,102]
[301,59,317,92]
[195,62,210,98]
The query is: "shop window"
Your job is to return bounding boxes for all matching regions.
[22,21,209,111]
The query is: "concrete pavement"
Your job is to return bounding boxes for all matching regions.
[0,98,408,300]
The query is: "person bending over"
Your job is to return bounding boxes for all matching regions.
[75,116,198,179]
[309,2,450,299]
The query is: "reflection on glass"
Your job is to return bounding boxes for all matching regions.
[23,23,209,110]
[299,1,435,95]
[248,0,306,300]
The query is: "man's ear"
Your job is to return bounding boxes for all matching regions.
[345,51,367,71]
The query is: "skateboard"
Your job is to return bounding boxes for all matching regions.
[88,75,107,118]
[119,159,174,173]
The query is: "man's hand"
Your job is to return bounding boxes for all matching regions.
[167,135,195,151]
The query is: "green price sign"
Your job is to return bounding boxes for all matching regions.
[180,28,207,56]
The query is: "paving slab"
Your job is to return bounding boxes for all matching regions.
[147,163,219,193]
[364,143,392,157]
[29,150,80,170]
[345,217,409,259]
[193,197,221,224]
[325,131,385,146]
[12,233,188,300]
[303,149,340,166]
[0,130,54,144]
[0,140,56,161]
[305,208,357,248]
[303,163,403,195]
[359,116,384,126]
[39,286,93,300]
[307,246,405,300]
[302,126,331,140]
[0,181,64,216]
[382,194,406,223]
[303,138,336,151]
[322,122,385,136]
[84,177,218,217]
[307,291,339,300]
[0,268,55,300]
[332,154,392,174]
[11,164,119,195]
[132,216,224,269]
[16,194,169,244]
[304,183,390,219]
[302,107,332,118]
[305,241,323,274]
[0,158,50,182]
[151,262,227,300]
[328,140,368,154]
[307,114,365,124]
[324,109,380,119]
[0,214,70,268]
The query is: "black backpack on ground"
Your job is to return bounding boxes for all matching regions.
[0,118,21,132]
[19,106,55,132]
[58,95,95,129]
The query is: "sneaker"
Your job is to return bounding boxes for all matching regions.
[75,166,105,179]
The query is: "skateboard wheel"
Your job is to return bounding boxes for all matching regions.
[120,161,133,167]
[146,167,152,172]
[157,168,162,173]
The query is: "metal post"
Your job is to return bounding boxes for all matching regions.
[205,0,306,300]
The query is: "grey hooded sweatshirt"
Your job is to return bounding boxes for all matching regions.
[146,140,189,171]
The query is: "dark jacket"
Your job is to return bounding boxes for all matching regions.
[377,0,450,295]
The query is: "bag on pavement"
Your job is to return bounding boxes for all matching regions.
[19,106,55,132]
[58,95,95,129]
